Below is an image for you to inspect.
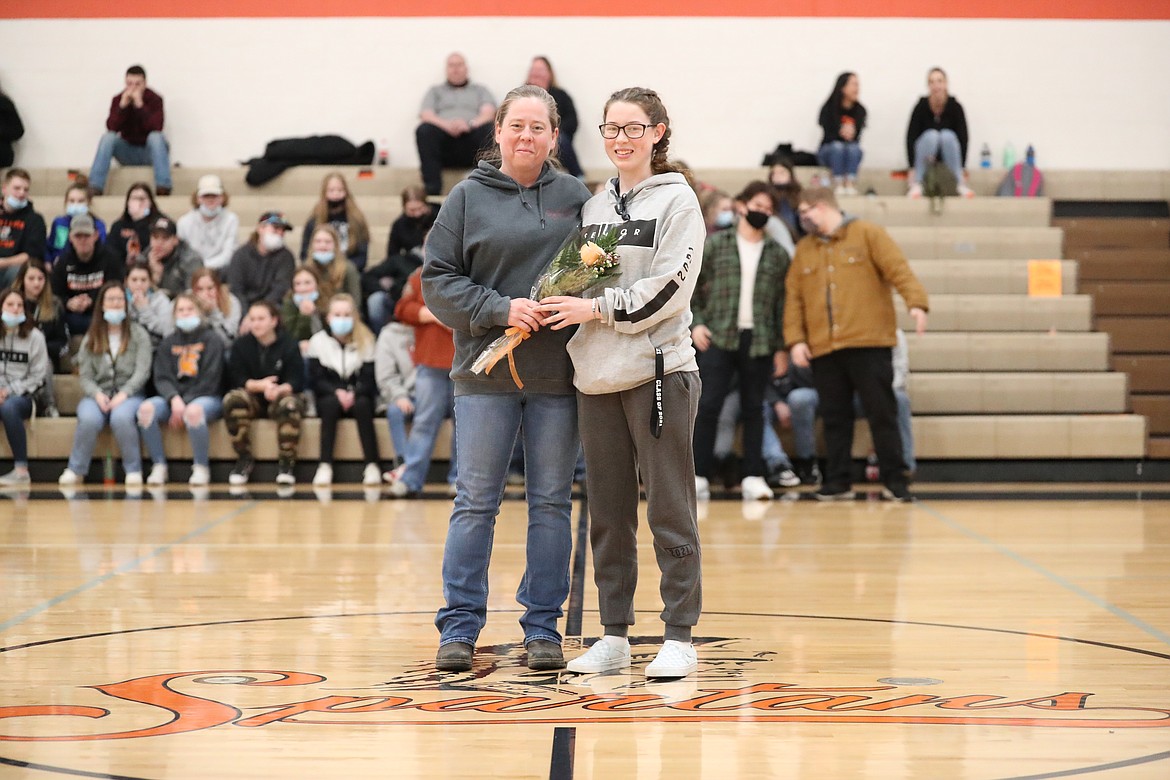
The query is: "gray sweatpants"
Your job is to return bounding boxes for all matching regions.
[578,370,702,642]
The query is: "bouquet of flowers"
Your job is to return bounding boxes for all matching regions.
[470,226,621,388]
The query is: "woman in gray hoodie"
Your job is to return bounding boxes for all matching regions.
[422,85,590,674]
[541,87,706,679]
[0,288,50,485]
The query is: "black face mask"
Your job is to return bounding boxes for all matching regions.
[327,198,346,208]
[771,182,795,191]
[744,210,770,230]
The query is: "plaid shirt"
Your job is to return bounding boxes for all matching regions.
[691,228,790,358]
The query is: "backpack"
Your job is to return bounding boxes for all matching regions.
[996,162,1045,197]
[922,160,958,214]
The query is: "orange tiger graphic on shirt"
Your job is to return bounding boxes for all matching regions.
[172,343,204,378]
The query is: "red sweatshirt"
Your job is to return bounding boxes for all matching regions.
[395,268,454,370]
[106,88,164,146]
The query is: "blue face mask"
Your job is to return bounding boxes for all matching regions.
[5,195,28,211]
[198,204,222,219]
[103,309,127,325]
[1,311,26,328]
[175,315,201,333]
[329,317,354,337]
[714,209,734,229]
[66,203,89,217]
[293,291,319,305]
[312,251,335,265]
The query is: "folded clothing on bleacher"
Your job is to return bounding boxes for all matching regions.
[245,136,375,187]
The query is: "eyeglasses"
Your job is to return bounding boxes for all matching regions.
[599,122,654,140]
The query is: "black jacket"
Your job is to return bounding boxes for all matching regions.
[51,242,124,309]
[906,96,969,167]
[0,92,23,168]
[228,331,305,393]
[0,200,46,262]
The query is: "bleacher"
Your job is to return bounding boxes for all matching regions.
[4,162,1166,481]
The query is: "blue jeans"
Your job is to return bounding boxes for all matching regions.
[0,395,33,466]
[367,291,392,334]
[69,396,144,476]
[399,365,456,492]
[386,402,410,464]
[138,395,223,468]
[818,141,863,178]
[714,391,792,470]
[785,387,819,460]
[436,392,578,647]
[914,129,963,186]
[89,131,172,191]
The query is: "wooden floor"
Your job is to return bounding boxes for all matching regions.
[1,485,1169,779]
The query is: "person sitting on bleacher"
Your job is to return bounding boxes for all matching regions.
[905,68,972,200]
[13,259,67,374]
[226,212,296,312]
[306,293,381,487]
[87,65,172,197]
[374,317,415,474]
[58,282,151,487]
[107,183,166,266]
[282,265,326,354]
[363,186,434,332]
[0,168,46,289]
[190,267,241,347]
[525,56,584,179]
[766,359,821,485]
[816,72,866,197]
[415,52,496,197]
[305,224,361,303]
[767,161,806,242]
[176,175,238,272]
[223,300,305,487]
[137,292,226,487]
[47,180,108,265]
[0,288,50,486]
[299,172,371,272]
[51,214,124,337]
[145,215,202,298]
[125,262,172,348]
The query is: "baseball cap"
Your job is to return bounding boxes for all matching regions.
[150,216,178,237]
[259,211,293,230]
[196,174,224,197]
[70,214,96,236]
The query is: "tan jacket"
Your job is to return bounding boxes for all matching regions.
[784,217,928,359]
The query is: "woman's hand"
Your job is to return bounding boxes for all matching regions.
[537,296,596,331]
[395,397,415,415]
[336,388,355,411]
[94,392,111,412]
[109,391,128,410]
[508,298,546,333]
[169,397,186,429]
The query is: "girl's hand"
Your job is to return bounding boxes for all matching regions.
[538,296,596,330]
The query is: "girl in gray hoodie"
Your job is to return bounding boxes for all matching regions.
[541,87,706,679]
[0,288,50,485]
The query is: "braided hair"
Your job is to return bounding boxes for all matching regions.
[604,87,694,187]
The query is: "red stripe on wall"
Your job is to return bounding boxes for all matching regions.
[6,0,1170,19]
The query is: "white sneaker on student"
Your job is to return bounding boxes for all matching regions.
[958,183,975,198]
[58,468,82,485]
[189,465,210,486]
[566,636,631,674]
[0,469,31,486]
[740,475,774,501]
[695,475,710,501]
[313,463,333,486]
[907,183,923,199]
[124,472,143,487]
[362,463,381,486]
[645,640,697,678]
[146,464,168,486]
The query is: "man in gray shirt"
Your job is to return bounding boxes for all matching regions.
[415,52,496,196]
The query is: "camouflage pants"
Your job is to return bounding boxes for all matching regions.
[223,389,303,461]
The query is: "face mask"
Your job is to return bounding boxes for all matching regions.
[103,309,127,325]
[5,195,28,211]
[327,198,346,208]
[198,204,221,219]
[745,210,770,230]
[1,312,26,327]
[329,317,354,337]
[262,232,284,251]
[714,210,734,229]
[771,181,794,191]
[799,215,819,235]
[175,315,201,333]
[66,203,89,217]
[293,291,319,305]
[312,251,335,265]
[131,206,151,220]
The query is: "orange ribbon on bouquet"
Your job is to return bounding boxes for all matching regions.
[482,327,532,389]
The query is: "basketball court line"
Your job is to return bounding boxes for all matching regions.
[917,502,1170,648]
[0,502,259,636]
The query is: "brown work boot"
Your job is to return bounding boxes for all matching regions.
[435,641,474,672]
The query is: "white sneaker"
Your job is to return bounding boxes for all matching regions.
[189,465,210,486]
[382,464,406,484]
[645,640,697,678]
[958,183,975,199]
[124,472,143,487]
[0,469,31,486]
[313,463,333,486]
[741,475,774,501]
[774,468,801,488]
[146,464,168,485]
[58,468,82,485]
[566,636,631,674]
[362,463,381,486]
[907,183,923,199]
[695,475,710,500]
[844,184,859,196]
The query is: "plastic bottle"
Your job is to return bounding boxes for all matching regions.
[979,143,992,168]
[103,454,116,486]
[378,139,389,166]
[1025,144,1035,167]
[1002,142,1017,169]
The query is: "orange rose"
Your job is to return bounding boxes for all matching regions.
[579,241,605,268]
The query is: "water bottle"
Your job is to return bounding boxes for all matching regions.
[103,454,116,486]
[1002,142,1017,169]
[1025,144,1035,167]
[378,139,389,166]
[979,143,992,169]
